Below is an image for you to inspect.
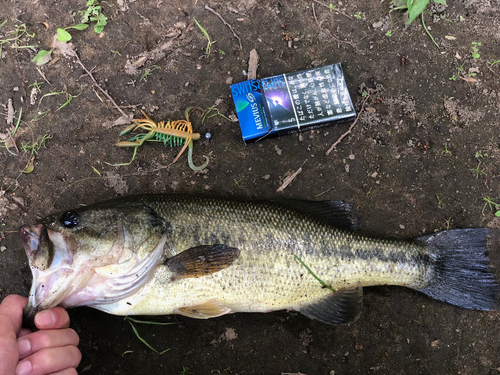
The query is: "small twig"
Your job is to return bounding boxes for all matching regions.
[181,20,195,38]
[205,5,243,50]
[312,0,353,19]
[227,6,241,15]
[74,52,129,119]
[35,67,51,85]
[119,104,142,109]
[486,64,499,77]
[314,186,335,198]
[312,3,355,48]
[6,98,14,125]
[78,66,98,81]
[132,37,176,69]
[326,93,370,155]
[277,159,307,192]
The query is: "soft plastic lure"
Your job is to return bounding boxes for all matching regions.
[116,107,209,171]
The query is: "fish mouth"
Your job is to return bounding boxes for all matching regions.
[20,224,44,261]
[19,225,45,326]
[19,224,73,326]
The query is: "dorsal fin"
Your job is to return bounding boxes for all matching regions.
[274,200,363,231]
[294,284,363,325]
[166,244,240,279]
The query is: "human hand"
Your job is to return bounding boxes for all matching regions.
[0,295,81,375]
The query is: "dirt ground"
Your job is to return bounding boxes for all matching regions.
[1,0,500,374]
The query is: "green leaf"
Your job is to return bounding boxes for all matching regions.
[495,211,500,217]
[56,28,72,42]
[433,0,446,4]
[91,13,107,33]
[67,23,89,31]
[32,49,53,66]
[81,10,92,24]
[406,0,430,24]
[94,23,105,33]
[92,6,102,15]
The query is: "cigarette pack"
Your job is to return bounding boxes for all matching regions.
[230,63,356,143]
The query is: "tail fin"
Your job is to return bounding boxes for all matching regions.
[416,228,500,311]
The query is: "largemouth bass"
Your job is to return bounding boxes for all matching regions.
[20,195,500,325]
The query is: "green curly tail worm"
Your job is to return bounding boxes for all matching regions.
[187,140,209,171]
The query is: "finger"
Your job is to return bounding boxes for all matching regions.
[15,346,81,375]
[0,295,28,334]
[19,328,32,338]
[17,328,80,359]
[34,307,70,330]
[0,295,29,375]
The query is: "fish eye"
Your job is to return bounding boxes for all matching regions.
[59,211,79,228]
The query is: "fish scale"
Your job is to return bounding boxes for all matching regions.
[96,196,431,316]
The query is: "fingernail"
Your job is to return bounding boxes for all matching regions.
[15,360,32,375]
[35,310,55,328]
[17,338,31,357]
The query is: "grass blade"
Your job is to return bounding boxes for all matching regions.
[126,317,178,326]
[12,107,22,136]
[125,317,171,354]
[421,12,439,49]
[294,254,336,292]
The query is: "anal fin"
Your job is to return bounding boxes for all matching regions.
[294,284,363,325]
[176,299,231,319]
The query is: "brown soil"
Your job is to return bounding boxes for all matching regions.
[1,1,500,374]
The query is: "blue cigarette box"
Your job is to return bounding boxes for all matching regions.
[230,63,356,143]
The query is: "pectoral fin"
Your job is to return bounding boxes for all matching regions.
[294,284,363,325]
[176,299,231,319]
[166,244,240,279]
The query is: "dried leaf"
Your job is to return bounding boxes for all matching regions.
[445,35,456,40]
[365,107,376,113]
[455,52,462,59]
[51,35,77,58]
[459,76,478,83]
[22,157,35,174]
[103,114,133,128]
